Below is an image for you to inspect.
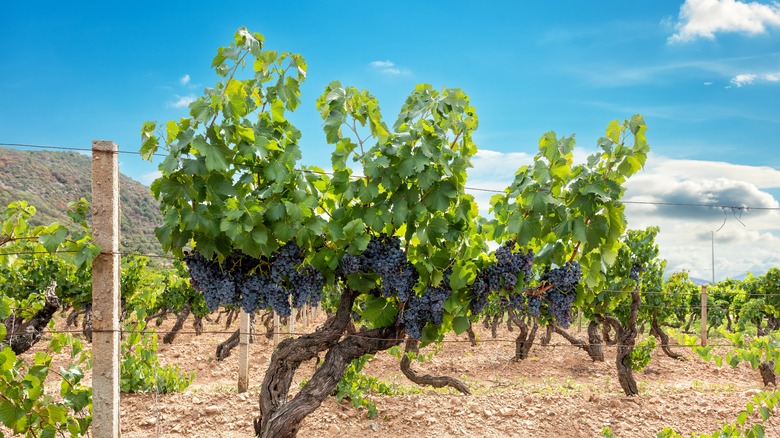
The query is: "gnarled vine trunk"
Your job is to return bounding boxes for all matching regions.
[262,311,275,339]
[466,323,478,346]
[759,361,776,387]
[599,288,641,397]
[553,320,604,362]
[2,282,59,354]
[508,309,538,360]
[602,321,615,345]
[490,313,501,339]
[649,316,684,361]
[254,288,404,438]
[540,323,553,346]
[400,338,470,394]
[216,328,240,361]
[82,303,93,342]
[163,301,192,344]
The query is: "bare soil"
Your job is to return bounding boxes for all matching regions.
[50,314,780,437]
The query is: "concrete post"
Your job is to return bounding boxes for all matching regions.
[91,140,121,437]
[238,310,250,393]
[701,285,708,347]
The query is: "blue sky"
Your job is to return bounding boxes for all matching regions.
[1,0,779,281]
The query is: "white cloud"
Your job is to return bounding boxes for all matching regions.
[139,171,162,186]
[728,71,780,86]
[731,73,758,86]
[623,157,780,279]
[169,95,196,109]
[179,74,191,85]
[369,60,409,76]
[669,0,780,42]
[466,149,780,280]
[704,81,714,85]
[370,60,395,68]
[635,156,780,189]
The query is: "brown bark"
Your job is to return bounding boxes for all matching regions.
[599,288,641,397]
[262,311,275,339]
[163,301,192,344]
[650,316,684,361]
[254,288,404,438]
[399,338,470,395]
[490,313,501,339]
[602,321,615,345]
[540,323,553,346]
[684,313,696,333]
[587,321,605,362]
[225,307,238,328]
[466,323,478,347]
[2,282,60,354]
[82,303,93,342]
[508,310,538,360]
[144,308,169,325]
[553,320,604,362]
[65,307,86,329]
[216,329,240,361]
[194,315,204,336]
[760,361,776,387]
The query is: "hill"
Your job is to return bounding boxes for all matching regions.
[0,146,163,256]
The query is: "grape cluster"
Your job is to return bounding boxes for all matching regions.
[183,242,325,317]
[540,261,582,327]
[527,295,542,316]
[338,234,418,302]
[183,251,237,311]
[541,261,582,295]
[470,241,534,314]
[544,288,576,328]
[469,276,489,314]
[629,263,644,282]
[402,284,450,339]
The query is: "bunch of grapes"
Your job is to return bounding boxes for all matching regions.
[527,295,542,316]
[468,275,489,314]
[539,261,582,326]
[184,251,238,311]
[402,285,450,339]
[541,261,582,294]
[544,288,576,328]
[469,241,535,314]
[629,263,644,282]
[338,234,418,302]
[184,241,325,317]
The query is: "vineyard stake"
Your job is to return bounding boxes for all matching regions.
[91,140,121,438]
[701,285,708,347]
[273,312,280,346]
[289,295,295,338]
[238,310,250,393]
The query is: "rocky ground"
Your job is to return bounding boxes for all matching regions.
[25,313,780,437]
[112,313,778,438]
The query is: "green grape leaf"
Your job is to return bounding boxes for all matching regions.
[362,296,398,328]
[452,316,470,335]
[38,225,68,253]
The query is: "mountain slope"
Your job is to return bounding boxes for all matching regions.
[0,146,163,255]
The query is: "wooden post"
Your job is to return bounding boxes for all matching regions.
[273,312,280,346]
[91,140,120,438]
[238,310,250,393]
[701,285,708,347]
[289,308,295,338]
